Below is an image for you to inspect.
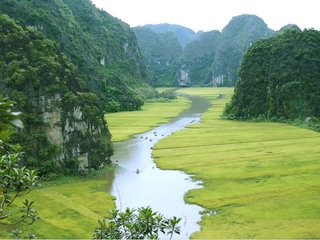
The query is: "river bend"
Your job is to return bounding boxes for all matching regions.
[110,95,211,238]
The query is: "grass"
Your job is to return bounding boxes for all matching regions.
[2,88,319,238]
[106,96,190,142]
[0,171,115,239]
[153,87,320,238]
[1,94,191,238]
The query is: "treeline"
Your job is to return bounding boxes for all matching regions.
[224,29,320,129]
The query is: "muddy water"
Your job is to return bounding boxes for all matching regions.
[110,95,211,239]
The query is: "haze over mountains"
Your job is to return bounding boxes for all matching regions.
[134,15,281,87]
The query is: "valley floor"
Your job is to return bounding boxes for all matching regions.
[0,95,190,239]
[106,95,190,142]
[153,88,320,238]
[1,171,115,238]
[3,88,319,238]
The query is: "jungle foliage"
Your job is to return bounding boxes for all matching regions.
[93,207,181,239]
[224,29,320,127]
[211,14,274,86]
[133,27,183,87]
[0,13,112,175]
[182,30,221,86]
[0,98,39,238]
[135,15,274,87]
[0,0,153,111]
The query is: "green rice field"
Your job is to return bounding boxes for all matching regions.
[153,88,320,238]
[106,96,190,141]
[0,172,115,239]
[2,88,319,238]
[0,95,190,238]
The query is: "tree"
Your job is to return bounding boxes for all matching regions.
[0,98,38,237]
[93,207,181,239]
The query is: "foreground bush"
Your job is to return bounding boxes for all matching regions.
[93,207,181,239]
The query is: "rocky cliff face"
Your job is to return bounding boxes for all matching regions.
[0,13,112,174]
[40,94,111,171]
[0,0,152,112]
[182,30,221,86]
[177,65,190,86]
[134,27,182,86]
[211,14,274,86]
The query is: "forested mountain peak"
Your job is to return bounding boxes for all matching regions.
[133,26,182,86]
[135,14,276,87]
[222,14,270,34]
[0,0,156,175]
[142,23,196,48]
[211,14,274,86]
[224,28,320,123]
[278,24,301,33]
[0,0,153,112]
[0,13,113,174]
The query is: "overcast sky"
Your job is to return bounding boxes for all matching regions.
[90,0,319,32]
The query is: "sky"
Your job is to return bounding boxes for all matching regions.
[90,0,319,32]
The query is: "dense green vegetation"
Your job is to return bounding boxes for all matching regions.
[0,0,153,111]
[135,15,274,87]
[0,13,112,174]
[0,98,38,238]
[1,91,192,238]
[225,29,320,128]
[93,207,181,239]
[182,30,221,86]
[142,23,196,48]
[134,27,183,87]
[211,14,274,86]
[153,88,320,238]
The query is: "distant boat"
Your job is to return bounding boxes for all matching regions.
[136,169,140,174]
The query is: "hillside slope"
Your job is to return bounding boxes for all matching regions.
[143,23,196,47]
[134,26,182,86]
[0,13,112,174]
[211,14,274,86]
[135,15,274,87]
[182,30,221,86]
[0,0,153,112]
[224,29,320,124]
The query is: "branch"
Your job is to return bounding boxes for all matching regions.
[7,188,21,207]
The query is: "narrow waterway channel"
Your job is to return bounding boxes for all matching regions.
[110,95,211,239]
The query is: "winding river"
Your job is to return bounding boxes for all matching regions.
[110,95,211,239]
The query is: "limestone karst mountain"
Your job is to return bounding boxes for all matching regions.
[134,15,275,87]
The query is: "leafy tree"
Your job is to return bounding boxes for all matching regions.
[93,207,181,239]
[0,98,38,236]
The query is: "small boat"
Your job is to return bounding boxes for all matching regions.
[136,169,140,174]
